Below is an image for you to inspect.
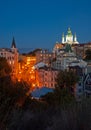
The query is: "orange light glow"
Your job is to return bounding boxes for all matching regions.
[32,83,36,87]
[32,66,35,70]
[18,79,21,82]
[16,55,38,89]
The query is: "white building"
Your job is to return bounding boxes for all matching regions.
[53,28,79,54]
[52,43,87,101]
[62,28,79,44]
[52,44,87,71]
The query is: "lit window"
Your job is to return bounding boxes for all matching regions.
[9,61,11,64]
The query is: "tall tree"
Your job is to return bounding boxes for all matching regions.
[55,70,79,92]
[84,49,91,60]
[0,78,30,129]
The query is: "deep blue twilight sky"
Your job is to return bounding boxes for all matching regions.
[0,0,91,50]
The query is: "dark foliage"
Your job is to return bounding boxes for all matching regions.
[0,57,12,77]
[84,49,91,60]
[55,70,79,91]
[0,76,30,129]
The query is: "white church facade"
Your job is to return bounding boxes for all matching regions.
[62,27,79,44]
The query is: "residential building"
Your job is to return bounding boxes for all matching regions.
[53,28,91,59]
[69,66,85,101]
[52,43,87,100]
[0,37,19,76]
[36,49,55,66]
[35,66,58,88]
[84,72,91,97]
[52,44,87,71]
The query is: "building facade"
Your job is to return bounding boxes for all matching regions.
[36,49,55,66]
[62,28,79,44]
[84,73,91,97]
[35,66,58,88]
[0,38,19,76]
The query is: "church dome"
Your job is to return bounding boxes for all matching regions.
[67,28,72,36]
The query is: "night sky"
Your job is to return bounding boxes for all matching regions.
[0,0,91,50]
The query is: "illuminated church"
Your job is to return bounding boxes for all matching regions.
[53,28,79,53]
[62,28,79,44]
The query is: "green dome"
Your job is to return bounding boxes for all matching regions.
[67,28,72,36]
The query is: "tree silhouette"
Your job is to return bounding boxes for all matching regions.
[0,57,12,77]
[84,49,91,60]
[55,70,79,92]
